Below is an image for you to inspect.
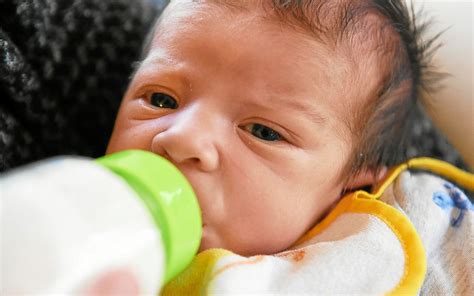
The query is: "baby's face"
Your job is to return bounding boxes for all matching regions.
[107,1,367,256]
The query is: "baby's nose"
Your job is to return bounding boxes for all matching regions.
[151,105,220,172]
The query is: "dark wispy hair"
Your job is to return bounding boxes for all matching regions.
[142,0,443,183]
[344,0,444,179]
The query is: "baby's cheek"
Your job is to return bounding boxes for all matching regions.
[107,123,154,154]
[239,203,308,255]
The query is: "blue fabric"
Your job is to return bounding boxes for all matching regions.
[433,182,473,227]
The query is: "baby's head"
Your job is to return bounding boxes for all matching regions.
[107,0,432,256]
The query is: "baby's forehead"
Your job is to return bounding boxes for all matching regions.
[158,0,399,78]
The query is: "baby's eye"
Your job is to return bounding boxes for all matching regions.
[150,92,178,109]
[244,123,282,142]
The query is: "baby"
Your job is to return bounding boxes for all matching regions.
[106,0,473,293]
[108,0,418,256]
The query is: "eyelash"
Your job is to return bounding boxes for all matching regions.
[240,123,284,142]
[144,91,285,143]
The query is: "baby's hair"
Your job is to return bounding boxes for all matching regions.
[142,0,442,184]
[334,0,443,181]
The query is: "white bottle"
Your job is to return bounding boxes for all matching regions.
[0,150,201,295]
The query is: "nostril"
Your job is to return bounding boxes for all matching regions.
[158,150,199,167]
[189,157,201,166]
[174,156,200,167]
[189,157,199,163]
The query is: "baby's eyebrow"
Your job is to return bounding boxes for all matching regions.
[249,94,326,125]
[282,99,326,125]
[137,56,191,88]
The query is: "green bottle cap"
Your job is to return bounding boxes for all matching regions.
[96,150,202,284]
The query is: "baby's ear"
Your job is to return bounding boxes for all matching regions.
[343,167,388,192]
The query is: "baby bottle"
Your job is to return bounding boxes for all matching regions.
[0,150,201,295]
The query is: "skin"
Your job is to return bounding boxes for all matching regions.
[107,0,379,256]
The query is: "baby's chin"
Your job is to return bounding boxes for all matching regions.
[198,225,248,255]
[197,227,284,257]
[198,225,223,252]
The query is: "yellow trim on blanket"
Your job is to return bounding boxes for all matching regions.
[293,193,426,295]
[294,193,425,295]
[161,249,232,296]
[372,157,474,196]
[294,157,473,295]
[406,158,474,190]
